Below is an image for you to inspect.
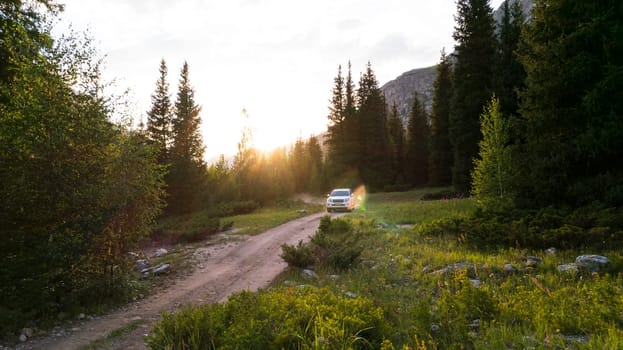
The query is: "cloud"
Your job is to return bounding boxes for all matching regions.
[368,33,410,61]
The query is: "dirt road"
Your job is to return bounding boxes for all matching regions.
[19,211,332,350]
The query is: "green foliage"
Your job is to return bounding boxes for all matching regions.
[404,92,430,187]
[221,201,323,236]
[428,49,453,187]
[423,203,623,250]
[166,62,207,214]
[471,96,514,211]
[146,59,173,164]
[449,0,497,193]
[515,0,623,208]
[357,62,392,191]
[387,101,406,184]
[147,287,388,350]
[493,0,526,117]
[281,240,316,268]
[0,4,165,336]
[282,216,363,271]
[326,62,360,184]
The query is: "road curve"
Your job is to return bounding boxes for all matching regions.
[19,211,331,350]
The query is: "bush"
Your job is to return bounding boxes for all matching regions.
[281,216,363,271]
[280,240,315,268]
[147,287,388,350]
[420,203,623,250]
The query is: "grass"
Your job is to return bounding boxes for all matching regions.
[78,319,146,350]
[273,188,623,348]
[147,188,623,348]
[353,187,475,225]
[222,200,324,236]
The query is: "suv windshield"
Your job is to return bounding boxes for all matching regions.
[330,190,350,197]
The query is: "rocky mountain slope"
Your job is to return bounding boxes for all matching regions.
[380,0,533,124]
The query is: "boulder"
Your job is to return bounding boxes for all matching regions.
[469,279,482,288]
[576,255,609,272]
[154,248,168,257]
[557,263,578,274]
[503,263,515,272]
[526,256,542,267]
[545,247,557,256]
[152,263,171,274]
[136,259,150,271]
[302,269,318,279]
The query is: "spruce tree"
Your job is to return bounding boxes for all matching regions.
[307,136,325,193]
[387,100,406,184]
[171,62,205,164]
[325,65,347,177]
[342,61,359,170]
[515,0,623,207]
[493,0,526,118]
[356,61,391,190]
[449,0,496,193]
[428,49,453,186]
[146,59,173,164]
[289,137,310,192]
[405,92,430,187]
[167,62,206,213]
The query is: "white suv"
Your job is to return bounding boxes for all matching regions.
[326,188,353,212]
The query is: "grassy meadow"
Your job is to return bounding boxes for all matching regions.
[148,189,623,349]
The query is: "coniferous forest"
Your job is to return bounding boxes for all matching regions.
[2,0,623,345]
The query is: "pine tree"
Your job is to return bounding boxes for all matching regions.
[342,61,360,170]
[325,65,347,177]
[290,136,310,192]
[428,49,453,186]
[515,0,623,207]
[493,0,526,118]
[146,59,173,164]
[167,62,207,213]
[356,61,391,190]
[449,0,497,193]
[405,92,430,187]
[171,62,205,164]
[472,96,513,210]
[387,100,406,184]
[307,135,325,193]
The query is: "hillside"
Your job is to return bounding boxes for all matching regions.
[380,0,534,123]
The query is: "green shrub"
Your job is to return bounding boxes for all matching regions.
[280,240,315,268]
[147,287,388,350]
[420,190,463,201]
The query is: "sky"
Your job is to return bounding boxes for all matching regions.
[54,0,505,161]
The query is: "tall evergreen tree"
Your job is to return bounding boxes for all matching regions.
[289,137,310,192]
[449,0,497,193]
[493,0,526,118]
[171,62,204,164]
[146,59,173,164]
[325,65,347,176]
[325,61,360,187]
[167,62,206,213]
[387,100,406,183]
[307,135,325,193]
[233,109,258,201]
[342,61,359,169]
[515,0,623,207]
[356,61,391,190]
[428,49,454,186]
[405,92,430,187]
